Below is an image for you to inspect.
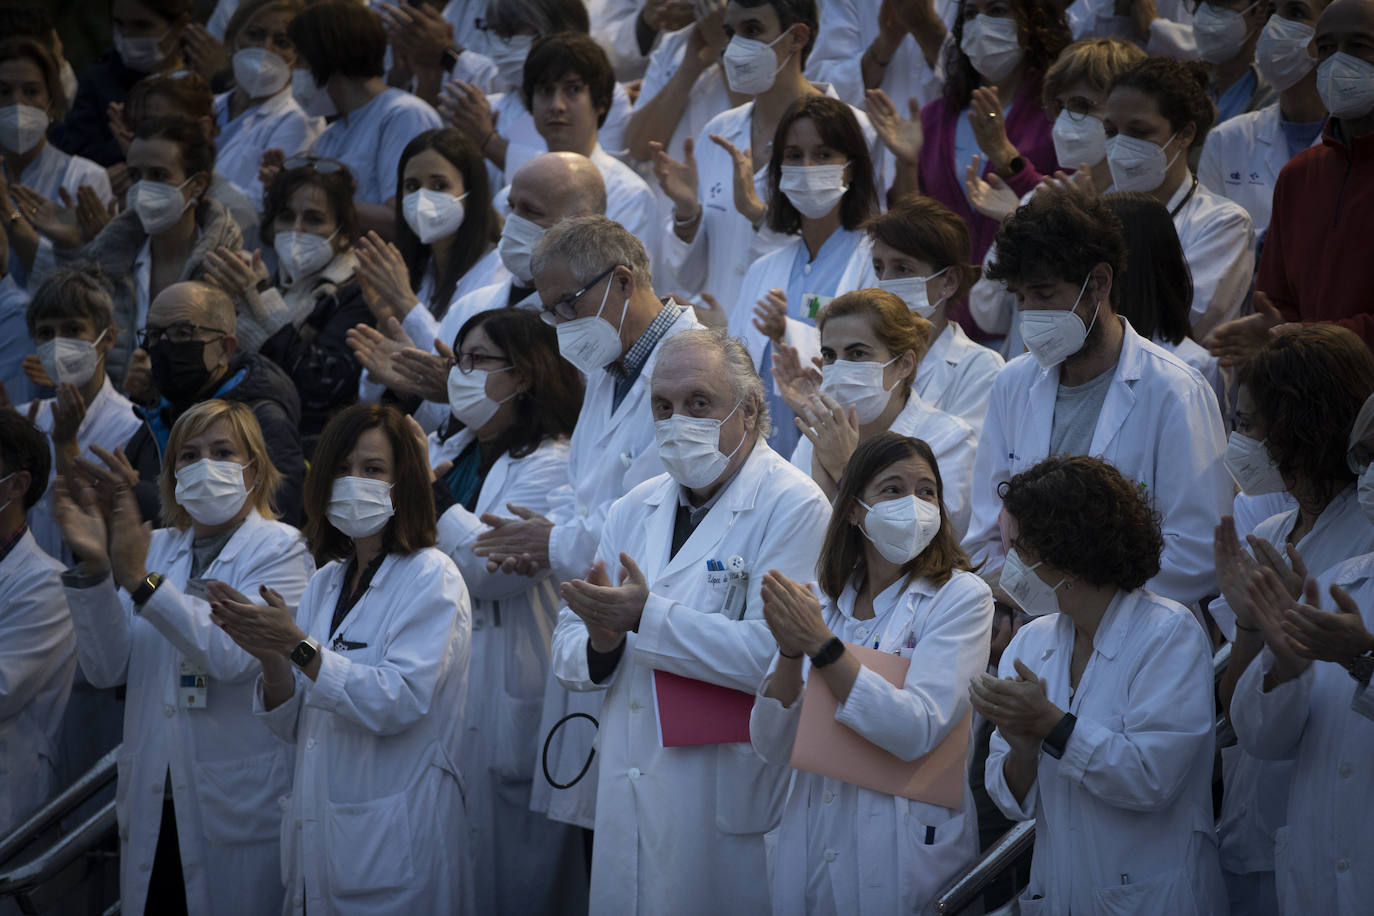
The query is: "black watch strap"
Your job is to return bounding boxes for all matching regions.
[810,637,845,669]
[1042,711,1077,759]
[130,572,164,606]
[439,46,461,72]
[1347,650,1374,687]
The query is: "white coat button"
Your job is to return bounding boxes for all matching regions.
[734,263,746,276]
[306,738,316,749]
[472,617,486,631]
[140,862,152,872]
[577,505,589,517]
[855,627,869,642]
[1337,859,1350,873]
[823,849,837,862]
[803,263,813,276]
[822,790,834,803]
[1338,763,1351,778]
[628,767,641,780]
[163,704,175,717]
[151,784,161,794]
[630,701,641,712]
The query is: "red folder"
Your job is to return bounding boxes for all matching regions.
[653,669,755,747]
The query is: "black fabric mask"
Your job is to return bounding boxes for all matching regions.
[149,339,216,407]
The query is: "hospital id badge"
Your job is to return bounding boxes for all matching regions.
[179,660,209,710]
[802,292,833,319]
[184,578,210,601]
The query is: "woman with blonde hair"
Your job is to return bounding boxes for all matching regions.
[54,397,315,916]
[773,287,977,536]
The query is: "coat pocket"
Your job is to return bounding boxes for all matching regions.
[713,742,788,835]
[324,792,417,897]
[1092,864,1196,916]
[195,749,292,845]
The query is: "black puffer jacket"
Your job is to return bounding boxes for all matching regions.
[124,351,307,526]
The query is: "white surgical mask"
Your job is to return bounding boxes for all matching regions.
[403,189,468,244]
[878,268,950,319]
[292,68,336,118]
[1317,52,1374,120]
[856,495,941,565]
[232,47,291,99]
[1051,111,1107,169]
[498,213,546,286]
[0,104,49,155]
[326,476,395,538]
[114,27,170,74]
[960,15,1024,83]
[1193,1,1259,64]
[175,458,253,526]
[1019,274,1098,370]
[820,355,901,424]
[654,400,744,489]
[1358,463,1374,524]
[128,178,194,235]
[488,34,534,91]
[1255,15,1316,93]
[722,32,791,95]
[275,229,338,287]
[1000,547,1067,617]
[60,60,79,108]
[1105,132,1180,193]
[447,364,515,429]
[1224,431,1287,495]
[36,329,107,388]
[779,163,849,219]
[555,278,627,374]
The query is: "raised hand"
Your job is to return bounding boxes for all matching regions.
[108,483,153,592]
[752,288,787,344]
[1213,516,1260,630]
[866,89,923,165]
[53,474,110,574]
[709,133,765,225]
[1248,535,1308,600]
[346,319,422,395]
[769,341,822,414]
[70,185,115,241]
[964,154,1020,222]
[796,391,861,482]
[472,503,554,575]
[650,136,700,215]
[1247,566,1313,685]
[560,552,650,650]
[760,569,829,657]
[1281,582,1374,666]
[968,86,1020,169]
[355,231,419,322]
[393,345,451,404]
[1206,291,1284,368]
[692,291,729,330]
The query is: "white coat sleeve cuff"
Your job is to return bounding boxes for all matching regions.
[834,664,892,733]
[985,739,1037,821]
[634,592,677,652]
[253,671,304,742]
[1352,678,1374,722]
[437,505,485,555]
[750,663,803,766]
[303,648,352,713]
[1055,714,1112,786]
[1230,648,1312,759]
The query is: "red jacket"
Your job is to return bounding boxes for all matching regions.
[1257,120,1374,349]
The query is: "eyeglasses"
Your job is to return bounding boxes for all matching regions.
[453,350,513,374]
[1054,96,1099,122]
[540,264,618,324]
[283,155,348,174]
[473,17,519,38]
[138,322,226,348]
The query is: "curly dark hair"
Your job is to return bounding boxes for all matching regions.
[999,456,1163,591]
[766,95,878,235]
[943,0,1072,110]
[1240,326,1374,504]
[1108,56,1215,151]
[984,188,1125,306]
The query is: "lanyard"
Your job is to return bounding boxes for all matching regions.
[1169,173,1199,219]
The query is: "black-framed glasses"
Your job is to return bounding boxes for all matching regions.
[454,350,513,374]
[540,264,618,324]
[139,322,226,348]
[283,155,348,174]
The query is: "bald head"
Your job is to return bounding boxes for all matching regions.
[148,281,237,335]
[510,152,607,228]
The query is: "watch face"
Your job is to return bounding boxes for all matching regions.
[290,640,317,667]
[1352,654,1374,684]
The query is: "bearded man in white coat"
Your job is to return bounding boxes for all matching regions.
[550,328,831,915]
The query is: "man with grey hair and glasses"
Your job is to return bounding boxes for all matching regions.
[550,325,830,914]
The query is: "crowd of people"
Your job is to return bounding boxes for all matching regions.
[1,0,1373,913]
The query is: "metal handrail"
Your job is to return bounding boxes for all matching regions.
[0,745,120,900]
[934,640,1237,914]
[934,819,1035,914]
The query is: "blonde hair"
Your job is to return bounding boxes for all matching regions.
[1042,38,1147,113]
[817,289,933,394]
[159,400,282,529]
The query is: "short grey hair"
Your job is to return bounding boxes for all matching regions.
[26,263,116,336]
[531,215,653,290]
[655,328,771,439]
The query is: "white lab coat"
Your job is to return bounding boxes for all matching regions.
[664,88,883,312]
[790,389,977,538]
[587,0,652,81]
[1069,0,1198,58]
[12,142,114,290]
[634,25,731,168]
[987,589,1227,915]
[214,87,320,210]
[310,88,442,204]
[914,321,1004,438]
[1231,550,1374,916]
[1209,488,1374,889]
[431,431,585,915]
[1160,334,1226,417]
[1199,104,1322,237]
[963,321,1230,608]
[804,0,956,109]
[547,304,703,582]
[254,547,472,916]
[0,531,75,833]
[750,570,992,915]
[62,511,314,916]
[22,376,142,562]
[550,442,832,915]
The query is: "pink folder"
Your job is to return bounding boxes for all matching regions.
[789,644,969,808]
[653,669,755,747]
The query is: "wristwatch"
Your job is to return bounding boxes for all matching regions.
[130,572,164,606]
[438,45,462,72]
[1347,648,1374,687]
[995,155,1026,180]
[810,637,845,669]
[1041,712,1077,760]
[290,637,321,670]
